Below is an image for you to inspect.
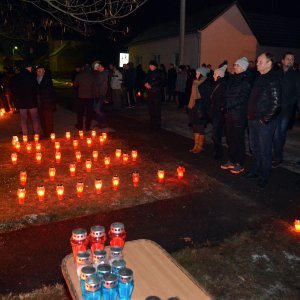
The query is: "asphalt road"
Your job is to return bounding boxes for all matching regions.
[0,86,299,295]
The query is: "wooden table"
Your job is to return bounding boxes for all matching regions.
[61,239,212,300]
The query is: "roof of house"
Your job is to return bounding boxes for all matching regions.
[129,2,300,49]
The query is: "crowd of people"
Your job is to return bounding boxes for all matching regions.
[0,63,56,138]
[1,51,299,188]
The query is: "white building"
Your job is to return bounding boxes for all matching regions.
[128,2,300,71]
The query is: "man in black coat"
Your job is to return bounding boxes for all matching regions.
[36,66,56,137]
[144,60,163,131]
[272,52,300,167]
[245,53,281,188]
[11,63,41,136]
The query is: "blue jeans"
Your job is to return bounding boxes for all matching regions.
[249,119,277,181]
[20,108,41,135]
[273,116,289,162]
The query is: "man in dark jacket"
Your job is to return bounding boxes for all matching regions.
[73,64,94,131]
[36,66,56,137]
[11,63,41,136]
[221,57,252,174]
[272,52,300,167]
[245,53,281,188]
[144,60,163,131]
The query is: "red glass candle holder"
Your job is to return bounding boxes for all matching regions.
[92,150,98,162]
[177,166,186,179]
[112,175,120,190]
[50,133,55,142]
[294,219,300,233]
[109,222,126,248]
[115,149,122,159]
[36,152,42,164]
[86,137,92,147]
[65,131,71,140]
[54,141,60,151]
[20,171,27,186]
[86,159,92,172]
[34,134,39,143]
[22,135,28,144]
[157,169,165,183]
[90,225,107,253]
[131,150,138,161]
[75,151,81,162]
[26,143,32,153]
[49,167,56,181]
[37,185,45,202]
[76,182,84,197]
[78,130,84,139]
[95,178,102,194]
[132,172,140,187]
[104,156,110,168]
[11,153,18,165]
[56,184,64,200]
[122,153,129,163]
[55,152,61,164]
[73,139,79,149]
[17,187,26,204]
[70,228,89,262]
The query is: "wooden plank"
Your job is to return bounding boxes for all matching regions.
[61,239,212,300]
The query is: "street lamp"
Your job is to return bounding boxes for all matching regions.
[12,46,18,68]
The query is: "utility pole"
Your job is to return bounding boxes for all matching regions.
[179,0,186,65]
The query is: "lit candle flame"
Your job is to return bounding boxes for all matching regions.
[37,185,45,201]
[56,184,64,200]
[20,171,27,186]
[95,178,102,194]
[49,167,56,181]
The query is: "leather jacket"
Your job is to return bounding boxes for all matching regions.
[145,68,162,92]
[248,69,281,123]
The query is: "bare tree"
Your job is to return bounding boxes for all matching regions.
[0,0,148,40]
[21,0,148,35]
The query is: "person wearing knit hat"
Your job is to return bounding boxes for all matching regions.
[187,66,211,153]
[234,57,249,71]
[211,64,228,159]
[213,64,227,79]
[220,56,252,174]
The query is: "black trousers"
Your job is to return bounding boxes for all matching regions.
[76,98,93,130]
[212,112,225,157]
[147,90,162,130]
[225,115,246,165]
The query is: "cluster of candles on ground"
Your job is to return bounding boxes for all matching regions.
[11,132,187,204]
[70,222,133,300]
[0,108,6,117]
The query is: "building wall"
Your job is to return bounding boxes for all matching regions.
[256,45,300,63]
[128,33,199,70]
[200,5,257,72]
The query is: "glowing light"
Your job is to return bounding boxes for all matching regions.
[85,159,92,172]
[86,137,92,147]
[157,169,165,183]
[76,182,84,197]
[131,150,138,161]
[122,153,129,163]
[55,152,61,164]
[75,151,81,162]
[69,163,76,176]
[55,141,60,151]
[11,153,18,164]
[115,149,122,159]
[104,156,110,168]
[73,139,79,149]
[49,167,56,181]
[34,134,39,143]
[102,133,107,141]
[56,184,64,200]
[177,166,186,179]
[112,175,120,190]
[66,131,71,140]
[12,136,18,146]
[20,171,27,186]
[17,187,26,204]
[92,150,98,161]
[294,220,300,233]
[36,152,42,164]
[50,133,55,142]
[15,141,21,152]
[91,130,97,138]
[26,143,32,153]
[132,172,140,187]
[22,135,28,144]
[95,178,102,194]
[35,143,41,152]
[37,185,45,201]
[79,130,84,139]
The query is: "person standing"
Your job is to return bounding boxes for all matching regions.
[167,63,177,102]
[11,62,41,136]
[245,53,281,188]
[272,52,300,167]
[36,66,56,137]
[175,65,188,109]
[123,62,136,108]
[187,67,209,153]
[110,64,123,111]
[73,64,94,131]
[144,60,163,131]
[221,57,252,174]
[92,61,108,128]
[210,64,228,159]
